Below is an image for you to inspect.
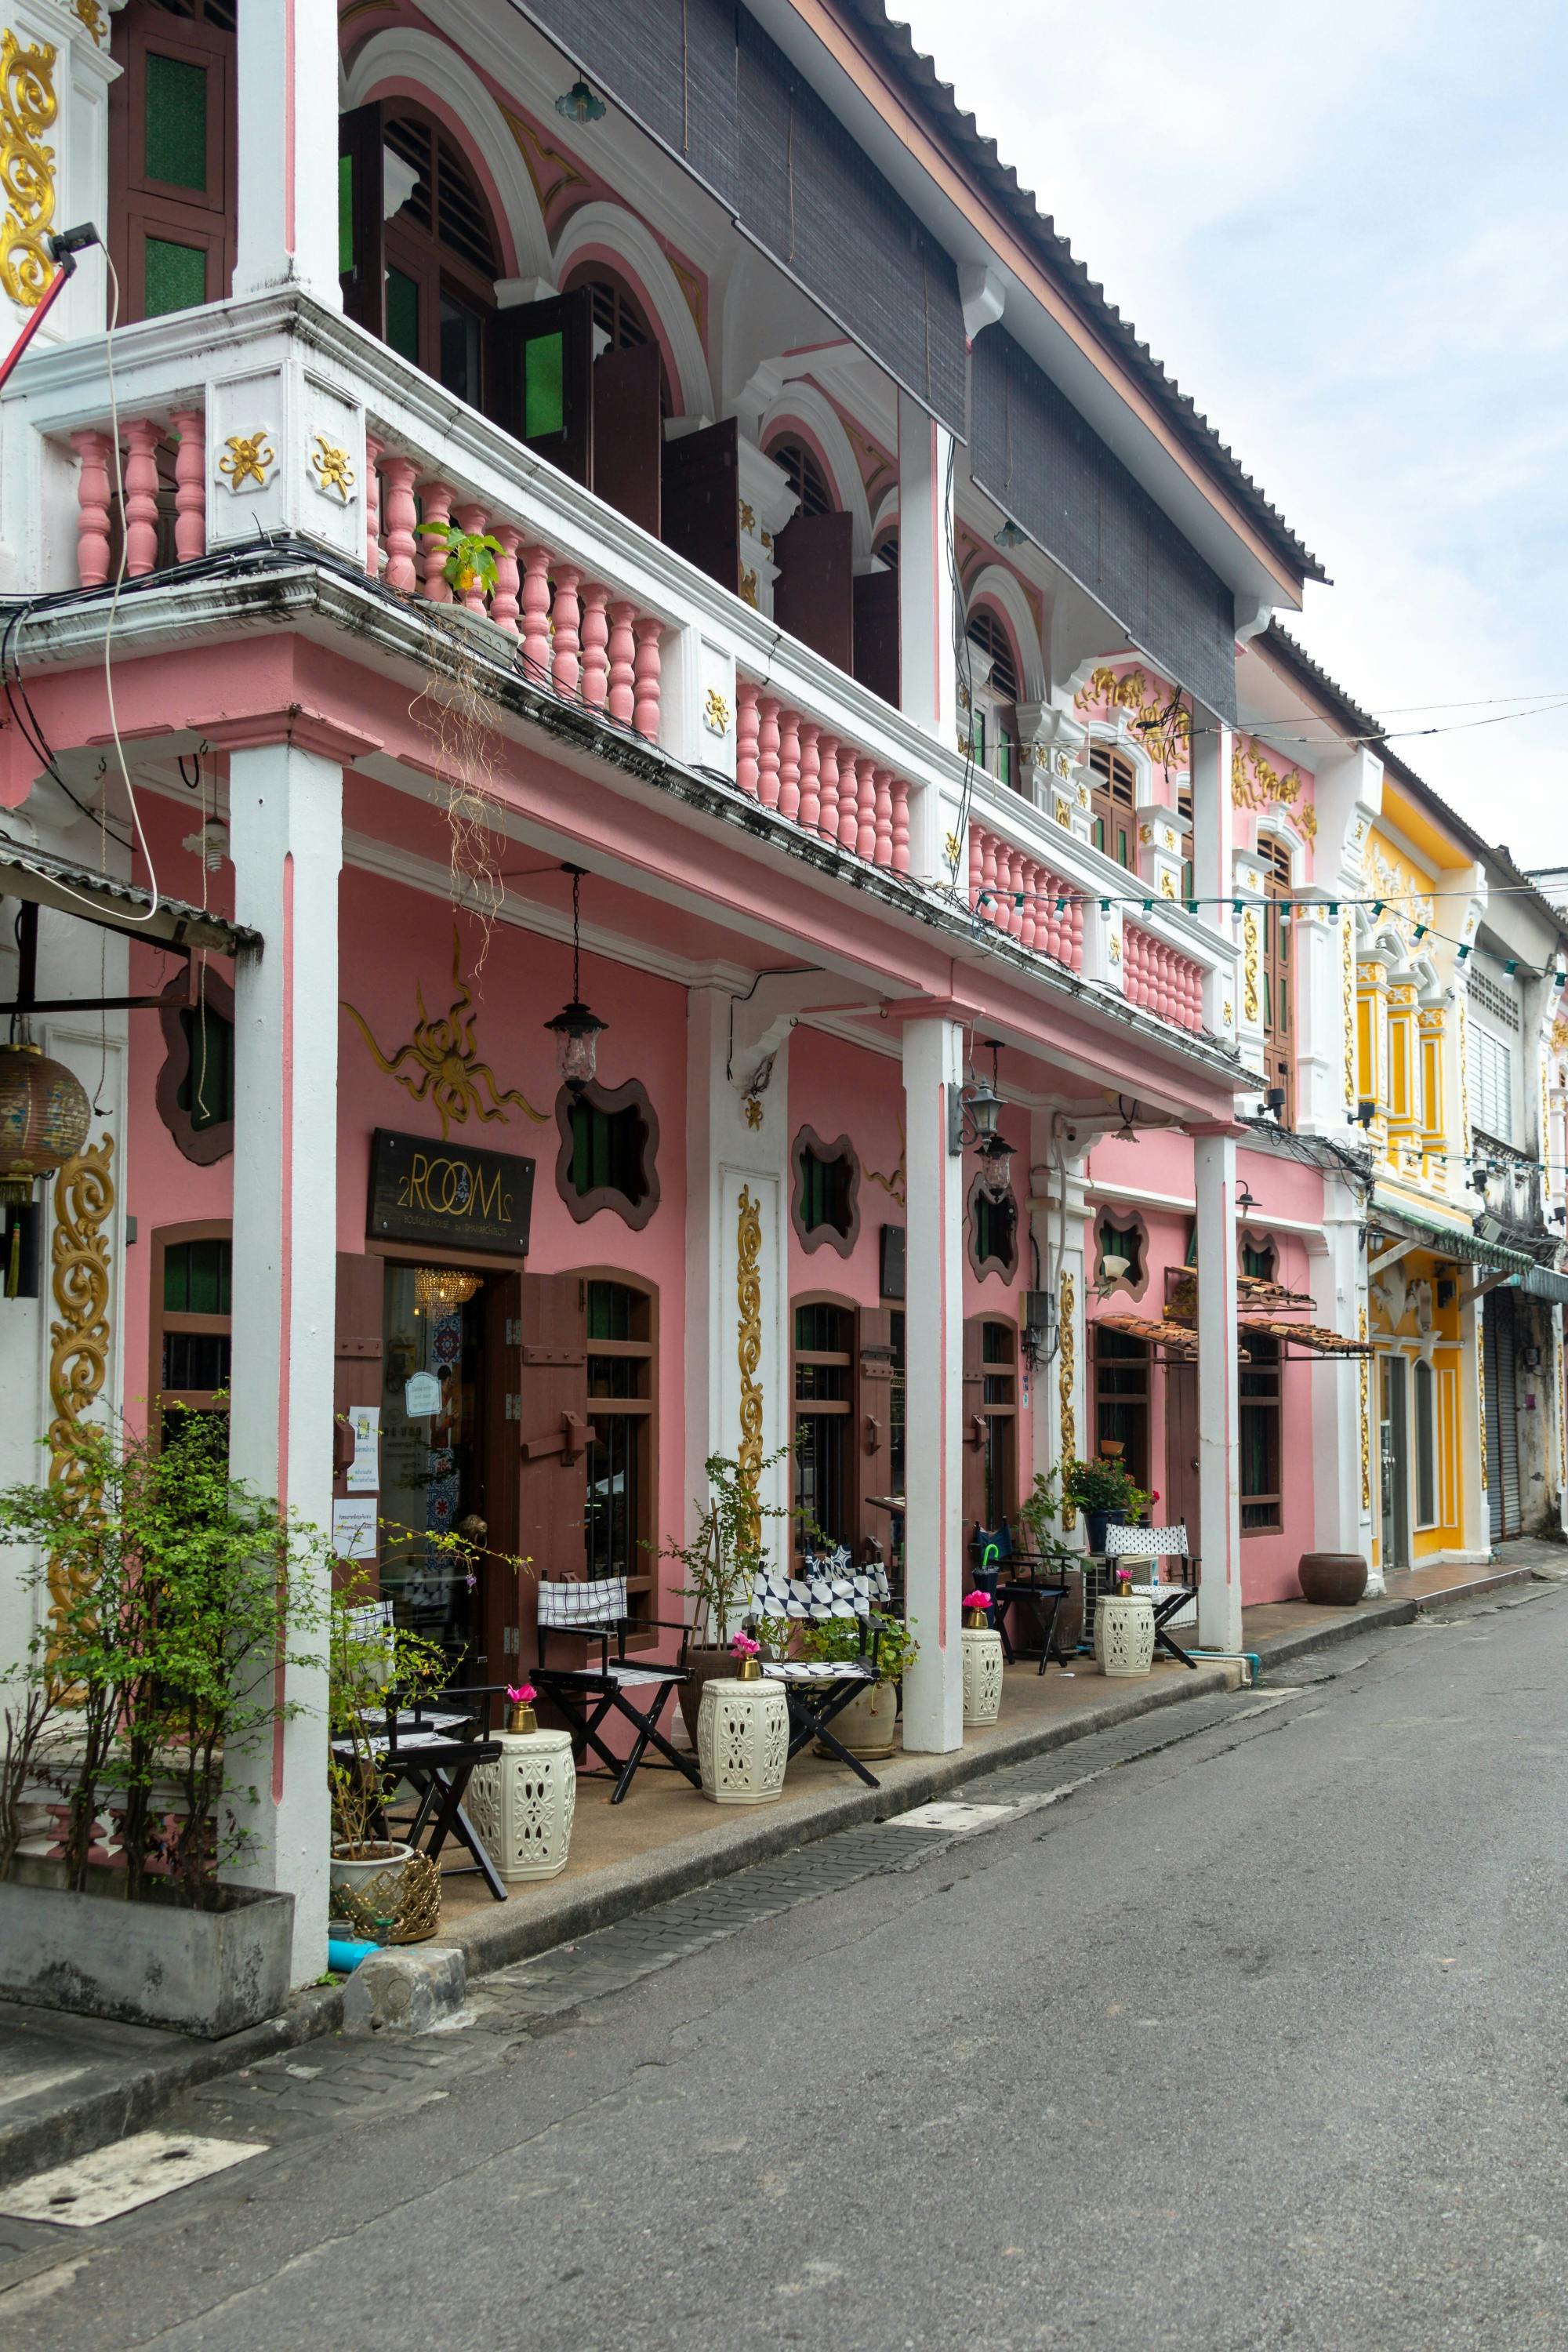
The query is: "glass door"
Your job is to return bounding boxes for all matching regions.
[379,1262,488,1670]
[1378,1355,1410,1573]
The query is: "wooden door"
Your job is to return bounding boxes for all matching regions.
[592,343,663,538]
[660,419,739,596]
[853,568,900,707]
[1167,1363,1201,1544]
[480,1272,523,1682]
[775,509,855,669]
[960,1314,987,1541]
[492,289,594,485]
[855,1306,895,1548]
[510,1273,593,1671]
[333,1253,385,1592]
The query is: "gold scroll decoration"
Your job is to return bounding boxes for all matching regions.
[735,1186,764,1542]
[342,924,547,1142]
[1241,909,1261,1023]
[47,1134,114,1617]
[1357,1306,1370,1512]
[1057,1269,1076,1515]
[1342,916,1356,1105]
[0,31,57,311]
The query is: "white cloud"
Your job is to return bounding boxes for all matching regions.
[894,0,1568,846]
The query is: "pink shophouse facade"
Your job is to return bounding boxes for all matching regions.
[0,0,1369,1980]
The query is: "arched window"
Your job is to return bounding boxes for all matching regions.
[562,264,673,418]
[793,1299,855,1549]
[149,1221,231,1449]
[1090,742,1138,869]
[583,1277,657,1619]
[770,437,833,521]
[966,608,1022,791]
[381,108,500,408]
[1093,1323,1149,1490]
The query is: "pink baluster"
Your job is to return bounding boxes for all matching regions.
[839,751,862,853]
[1071,898,1085,969]
[362,433,383,578]
[1003,847,1023,938]
[981,826,999,920]
[873,766,894,868]
[551,564,582,695]
[993,842,1013,935]
[757,695,782,809]
[1018,858,1039,951]
[1040,873,1060,962]
[579,583,609,706]
[817,736,840,844]
[418,480,453,601]
[891,776,911,873]
[168,408,205,563]
[70,429,114,588]
[520,545,554,676]
[122,419,161,577]
[968,825,985,913]
[797,722,821,833]
[381,458,418,593]
[633,615,662,737]
[491,525,521,635]
[778,708,801,823]
[736,681,760,797]
[855,755,877,862]
[607,600,637,724]
[452,502,490,615]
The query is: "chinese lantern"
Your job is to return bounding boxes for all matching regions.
[0,1044,90,1205]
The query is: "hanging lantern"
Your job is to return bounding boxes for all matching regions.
[554,77,606,123]
[545,865,607,1095]
[0,1044,89,1206]
[978,1131,1014,1202]
[414,1266,481,1315]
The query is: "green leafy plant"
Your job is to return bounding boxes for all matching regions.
[326,1563,448,1857]
[1014,1465,1080,1561]
[656,1440,804,1647]
[0,1410,329,1905]
[798,1608,917,1686]
[1061,1456,1152,1520]
[415,519,503,603]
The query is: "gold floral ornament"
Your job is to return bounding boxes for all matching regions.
[0,31,58,312]
[220,431,275,492]
[310,432,357,503]
[47,1134,114,1625]
[735,1186,764,1543]
[342,924,548,1141]
[742,1096,764,1131]
[73,0,106,44]
[1057,1270,1076,1504]
[703,687,731,738]
[943,829,962,871]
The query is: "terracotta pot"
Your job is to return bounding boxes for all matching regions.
[1297,1552,1370,1607]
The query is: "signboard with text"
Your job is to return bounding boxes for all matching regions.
[366,1128,534,1258]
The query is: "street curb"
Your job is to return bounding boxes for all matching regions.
[1252,1563,1537,1677]
[0,1983,343,2194]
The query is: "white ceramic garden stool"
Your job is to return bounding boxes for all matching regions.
[1096,1594,1156,1679]
[466,1727,577,1882]
[961,1625,1005,1725]
[697,1675,789,1804]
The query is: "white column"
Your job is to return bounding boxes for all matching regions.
[898,389,956,870]
[223,739,342,1987]
[1192,1128,1242,1652]
[1308,1181,1378,1589]
[900,1015,964,1750]
[234,0,343,304]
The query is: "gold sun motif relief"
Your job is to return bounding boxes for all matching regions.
[0,31,58,311]
[703,687,731,737]
[342,925,549,1141]
[220,432,275,492]
[1073,665,1191,772]
[310,433,356,503]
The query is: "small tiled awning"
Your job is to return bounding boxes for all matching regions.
[1094,1312,1368,1361]
[1094,1312,1197,1359]
[1241,1318,1371,1357]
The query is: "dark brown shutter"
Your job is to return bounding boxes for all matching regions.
[492,289,594,485]
[855,1306,895,1550]
[659,418,740,596]
[592,343,663,538]
[480,1272,524,1679]
[1167,1362,1201,1540]
[514,1273,592,1668]
[109,0,237,325]
[775,510,855,670]
[852,568,901,707]
[960,1315,986,1536]
[339,100,386,337]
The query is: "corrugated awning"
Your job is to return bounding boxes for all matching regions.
[0,833,257,955]
[1519,1265,1568,1305]
[1370,1204,1541,1284]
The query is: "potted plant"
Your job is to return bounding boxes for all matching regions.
[326,1565,447,1933]
[1015,1464,1087,1657]
[0,1410,328,2038]
[800,1610,918,1759]
[1062,1457,1151,1555]
[655,1441,800,1747]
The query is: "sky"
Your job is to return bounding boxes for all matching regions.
[895,0,1568,862]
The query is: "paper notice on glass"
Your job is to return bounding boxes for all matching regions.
[405,1370,441,1417]
[346,1404,381,1493]
[331,1497,378,1562]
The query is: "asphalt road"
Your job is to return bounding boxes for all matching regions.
[6,1584,1568,2352]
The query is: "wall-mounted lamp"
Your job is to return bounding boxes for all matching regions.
[1263,1086,1287,1118]
[1236,1179,1258,1218]
[1021,1287,1054,1370]
[948,1042,1013,1196]
[994,517,1026,550]
[555,77,607,123]
[543,864,607,1094]
[1099,1251,1131,1283]
[1349,1099,1376,1130]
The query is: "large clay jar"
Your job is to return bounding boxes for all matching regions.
[1298,1552,1369,1607]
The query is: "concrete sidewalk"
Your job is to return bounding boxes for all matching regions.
[2,1535,1557,2192]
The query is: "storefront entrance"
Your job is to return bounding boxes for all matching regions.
[1379,1355,1410,1573]
[1483,1288,1523,1542]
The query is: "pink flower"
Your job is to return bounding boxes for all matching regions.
[730,1632,760,1657]
[962,1590,993,1611]
[506,1683,535,1706]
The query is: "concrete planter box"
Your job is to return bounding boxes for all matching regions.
[0,1867,293,2039]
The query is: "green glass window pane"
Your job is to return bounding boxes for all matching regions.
[387,267,419,363]
[144,52,208,191]
[176,1008,234,1131]
[143,236,207,318]
[339,151,354,277]
[523,331,564,439]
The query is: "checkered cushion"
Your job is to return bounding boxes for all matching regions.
[538,1576,629,1629]
[1103,1525,1189,1560]
[761,1660,874,1684]
[750,1563,873,1623]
